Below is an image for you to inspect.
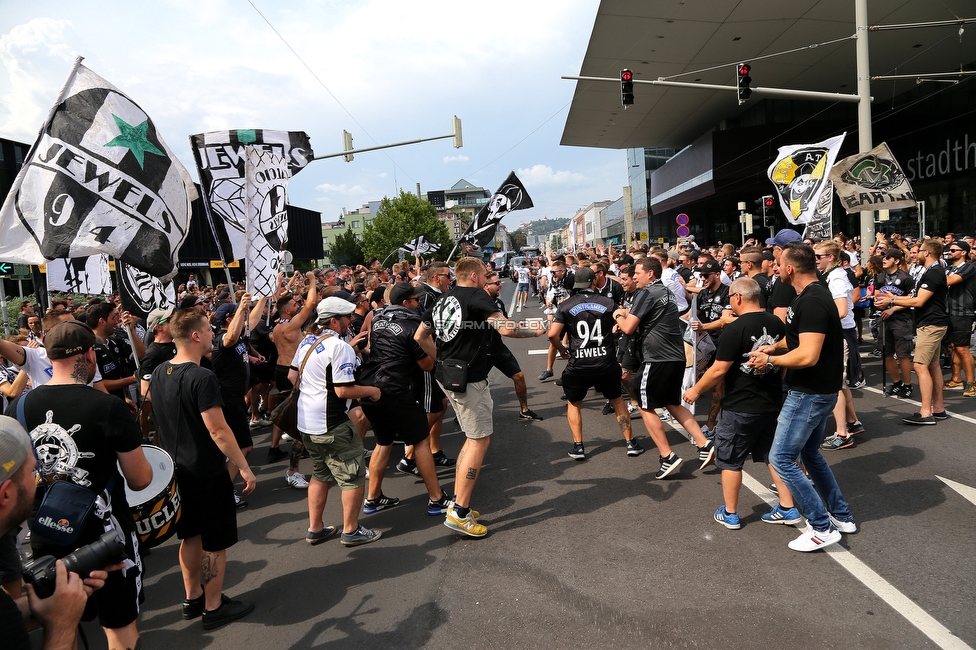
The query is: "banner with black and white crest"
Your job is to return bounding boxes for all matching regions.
[190,129,313,263]
[46,255,113,295]
[401,235,441,256]
[0,56,196,281]
[458,172,533,250]
[802,181,834,240]
[116,259,176,319]
[767,133,845,225]
[245,146,289,298]
[829,142,917,214]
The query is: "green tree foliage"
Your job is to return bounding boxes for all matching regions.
[510,229,528,250]
[330,228,365,267]
[361,191,452,263]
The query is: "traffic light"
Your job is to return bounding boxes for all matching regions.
[620,69,634,106]
[762,195,775,227]
[736,63,752,105]
[342,130,354,162]
[452,116,463,148]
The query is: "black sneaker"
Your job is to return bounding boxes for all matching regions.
[568,442,586,460]
[538,369,554,381]
[933,410,949,420]
[601,401,614,415]
[519,409,544,421]
[655,452,683,479]
[768,482,779,495]
[234,492,247,509]
[902,412,936,426]
[202,594,255,630]
[266,446,288,463]
[363,493,400,514]
[306,525,338,545]
[697,440,716,470]
[626,439,644,457]
[182,593,205,620]
[432,451,456,467]
[901,384,914,399]
[885,382,903,397]
[554,377,563,386]
[428,494,451,516]
[340,525,382,547]
[396,458,421,477]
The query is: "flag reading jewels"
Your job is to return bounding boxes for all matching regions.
[244,146,290,298]
[190,129,313,263]
[767,133,845,225]
[0,56,196,281]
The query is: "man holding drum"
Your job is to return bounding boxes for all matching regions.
[149,308,257,630]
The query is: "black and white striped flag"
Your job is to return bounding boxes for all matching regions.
[458,171,533,249]
[190,129,313,264]
[401,235,441,256]
[0,57,196,281]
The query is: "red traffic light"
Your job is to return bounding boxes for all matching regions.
[738,64,751,76]
[621,70,633,82]
[764,196,775,208]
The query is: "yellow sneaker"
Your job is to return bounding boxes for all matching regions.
[944,379,964,390]
[445,507,488,538]
[964,383,976,397]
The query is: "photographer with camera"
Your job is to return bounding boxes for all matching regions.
[0,416,117,650]
[5,321,153,650]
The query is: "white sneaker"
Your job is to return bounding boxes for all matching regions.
[249,418,271,429]
[627,402,638,415]
[788,526,841,552]
[281,432,294,443]
[828,514,858,534]
[285,471,309,489]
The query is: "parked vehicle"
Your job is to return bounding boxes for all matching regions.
[493,251,516,277]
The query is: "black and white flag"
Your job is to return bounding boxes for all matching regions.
[45,255,112,295]
[459,172,533,250]
[401,235,441,256]
[0,57,196,281]
[767,134,845,225]
[245,146,289,298]
[190,129,313,263]
[829,142,916,213]
[117,259,176,319]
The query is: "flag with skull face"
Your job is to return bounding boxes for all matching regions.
[117,259,176,319]
[458,172,533,250]
[244,146,289,298]
[767,133,845,225]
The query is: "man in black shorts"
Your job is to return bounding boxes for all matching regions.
[873,249,915,397]
[485,271,543,420]
[357,284,453,516]
[944,240,976,395]
[139,307,177,440]
[682,278,793,530]
[8,321,153,649]
[548,267,638,460]
[149,309,256,629]
[614,257,715,479]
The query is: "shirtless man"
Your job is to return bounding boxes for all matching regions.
[268,272,319,488]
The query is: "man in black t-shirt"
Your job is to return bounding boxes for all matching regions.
[358,283,452,516]
[683,278,793,530]
[412,261,454,468]
[8,321,152,649]
[539,260,575,381]
[764,228,803,321]
[943,240,976,394]
[747,243,854,552]
[873,250,915,397]
[416,257,546,538]
[549,268,638,461]
[149,309,256,630]
[139,307,177,440]
[614,257,714,480]
[689,259,732,433]
[87,302,144,403]
[876,239,949,425]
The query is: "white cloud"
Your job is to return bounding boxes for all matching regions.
[517,164,585,186]
[443,154,469,163]
[315,183,367,195]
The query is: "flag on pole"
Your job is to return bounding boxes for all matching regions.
[458,172,533,250]
[802,181,834,240]
[190,129,313,263]
[401,235,441,256]
[45,255,113,295]
[829,142,917,213]
[244,146,290,298]
[116,259,176,319]
[0,57,196,281]
[767,133,845,225]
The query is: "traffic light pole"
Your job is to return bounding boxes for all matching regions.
[312,133,457,161]
[562,76,865,103]
[855,0,876,258]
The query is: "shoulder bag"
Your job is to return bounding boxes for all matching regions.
[270,334,332,434]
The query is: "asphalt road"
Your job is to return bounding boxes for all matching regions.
[70,281,976,649]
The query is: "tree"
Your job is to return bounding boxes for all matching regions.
[330,228,365,267]
[510,229,527,251]
[361,191,452,263]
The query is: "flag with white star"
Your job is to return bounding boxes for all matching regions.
[0,57,197,281]
[190,129,314,263]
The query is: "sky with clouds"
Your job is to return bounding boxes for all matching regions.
[0,0,629,231]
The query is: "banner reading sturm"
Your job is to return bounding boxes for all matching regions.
[190,129,313,263]
[0,57,196,281]
[829,142,917,214]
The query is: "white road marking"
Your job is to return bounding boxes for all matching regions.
[861,386,976,426]
[936,475,976,507]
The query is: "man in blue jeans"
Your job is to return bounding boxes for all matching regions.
[747,242,857,552]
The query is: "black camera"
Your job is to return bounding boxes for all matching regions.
[23,531,127,599]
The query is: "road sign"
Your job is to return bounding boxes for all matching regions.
[676,225,690,238]
[0,263,11,275]
[658,237,665,244]
[639,231,648,241]
[676,213,689,226]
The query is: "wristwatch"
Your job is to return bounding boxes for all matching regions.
[764,354,775,372]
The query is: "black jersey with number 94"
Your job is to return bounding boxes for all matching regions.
[553,291,618,372]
